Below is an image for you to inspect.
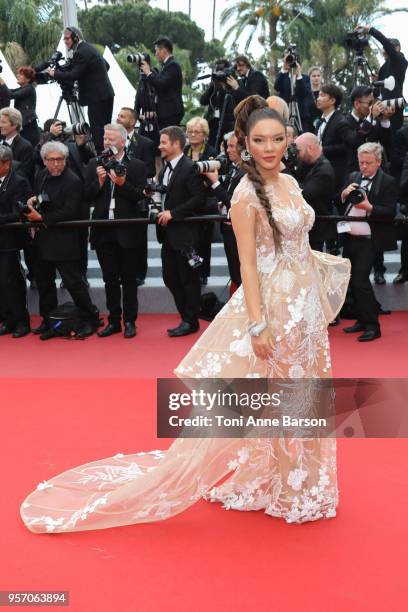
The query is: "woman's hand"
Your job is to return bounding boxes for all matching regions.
[251,328,274,361]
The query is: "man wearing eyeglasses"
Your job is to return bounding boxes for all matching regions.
[24,141,98,339]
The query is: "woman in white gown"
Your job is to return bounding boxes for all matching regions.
[20,96,350,533]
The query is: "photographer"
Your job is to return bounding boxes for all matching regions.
[274,48,311,131]
[46,27,114,152]
[85,124,147,339]
[0,145,31,338]
[295,132,336,252]
[306,66,323,129]
[357,25,408,130]
[140,37,184,129]
[157,126,208,337]
[133,54,160,147]
[203,132,245,292]
[345,86,393,176]
[339,142,398,342]
[0,66,40,146]
[0,107,34,184]
[226,55,269,104]
[26,141,98,339]
[116,107,155,179]
[199,59,236,149]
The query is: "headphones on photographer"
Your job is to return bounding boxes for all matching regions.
[66,27,80,44]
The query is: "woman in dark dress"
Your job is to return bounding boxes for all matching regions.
[0,66,40,146]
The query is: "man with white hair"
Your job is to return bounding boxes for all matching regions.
[339,142,398,341]
[295,132,336,252]
[0,107,34,182]
[84,124,147,339]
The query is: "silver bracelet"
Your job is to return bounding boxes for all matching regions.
[247,320,267,337]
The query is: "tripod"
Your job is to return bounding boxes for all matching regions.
[53,87,87,125]
[287,68,303,134]
[215,90,233,152]
[350,53,374,88]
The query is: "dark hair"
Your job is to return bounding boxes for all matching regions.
[285,123,298,136]
[234,95,286,247]
[215,58,231,69]
[154,37,173,53]
[320,83,343,108]
[389,38,401,49]
[17,66,36,83]
[160,125,186,149]
[350,86,373,106]
[121,107,137,122]
[234,55,251,69]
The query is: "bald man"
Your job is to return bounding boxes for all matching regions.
[295,132,336,252]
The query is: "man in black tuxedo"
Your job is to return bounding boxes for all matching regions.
[47,27,114,152]
[339,142,398,342]
[0,107,34,184]
[25,141,98,339]
[227,55,269,104]
[315,84,353,191]
[0,145,31,337]
[274,54,311,131]
[140,37,184,129]
[85,124,147,339]
[200,59,236,150]
[116,107,156,178]
[358,25,408,131]
[295,132,336,252]
[203,132,244,290]
[157,126,207,337]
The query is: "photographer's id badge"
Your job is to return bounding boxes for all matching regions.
[109,198,115,220]
[337,220,351,234]
[214,109,220,119]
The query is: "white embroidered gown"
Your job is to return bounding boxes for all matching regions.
[20,174,351,533]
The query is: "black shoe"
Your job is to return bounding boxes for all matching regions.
[343,322,365,334]
[393,273,408,284]
[97,323,122,337]
[135,278,145,286]
[40,328,56,341]
[12,323,31,338]
[76,321,97,339]
[379,307,391,315]
[124,322,137,338]
[374,272,386,285]
[358,329,381,342]
[32,319,50,335]
[168,321,199,337]
[329,315,340,326]
[167,321,182,333]
[0,323,14,336]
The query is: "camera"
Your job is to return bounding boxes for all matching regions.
[16,193,51,218]
[345,186,368,206]
[285,44,300,68]
[382,97,406,110]
[64,122,91,137]
[344,29,369,55]
[95,146,127,176]
[194,155,230,175]
[284,143,298,172]
[143,182,166,221]
[211,66,236,83]
[182,247,203,269]
[127,52,151,66]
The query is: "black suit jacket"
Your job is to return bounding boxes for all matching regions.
[85,157,147,249]
[9,134,34,184]
[0,169,31,251]
[54,42,114,106]
[232,69,270,103]
[297,155,336,243]
[126,132,156,178]
[390,125,408,178]
[33,167,84,261]
[344,113,392,175]
[146,57,184,124]
[0,84,37,126]
[156,155,207,251]
[340,168,398,252]
[274,72,311,124]
[316,111,353,190]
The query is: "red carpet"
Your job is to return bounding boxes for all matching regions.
[1,313,407,611]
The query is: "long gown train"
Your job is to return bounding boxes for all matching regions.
[20,174,350,533]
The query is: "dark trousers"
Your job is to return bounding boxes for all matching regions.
[134,226,148,281]
[158,114,183,129]
[399,234,408,275]
[222,223,241,287]
[34,255,95,319]
[0,251,29,326]
[373,250,386,274]
[161,241,200,325]
[21,122,40,147]
[343,235,379,331]
[87,98,114,153]
[198,222,213,279]
[96,241,139,323]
